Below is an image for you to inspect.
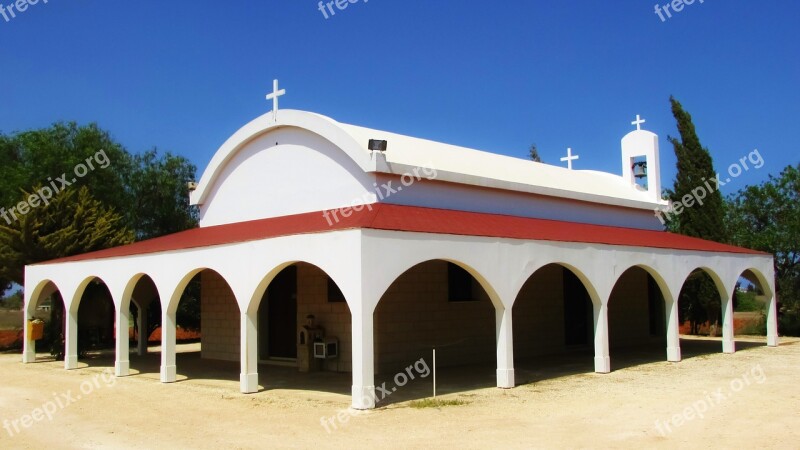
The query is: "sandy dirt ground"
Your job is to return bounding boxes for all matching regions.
[0,336,797,449]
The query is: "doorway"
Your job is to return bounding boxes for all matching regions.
[563,269,592,346]
[260,266,297,360]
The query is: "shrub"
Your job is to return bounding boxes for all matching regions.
[779,313,800,337]
[734,291,764,312]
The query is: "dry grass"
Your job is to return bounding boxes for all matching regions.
[408,398,469,409]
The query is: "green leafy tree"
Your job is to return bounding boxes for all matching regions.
[0,186,134,285]
[0,123,202,349]
[727,165,800,335]
[0,124,198,281]
[0,123,132,214]
[0,290,23,309]
[0,123,199,244]
[0,186,133,360]
[666,97,727,334]
[0,123,130,294]
[124,149,199,240]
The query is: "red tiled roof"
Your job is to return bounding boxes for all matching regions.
[38,204,766,265]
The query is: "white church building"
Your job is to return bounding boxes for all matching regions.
[23,83,779,409]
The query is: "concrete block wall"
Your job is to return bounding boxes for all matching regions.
[296,263,352,372]
[512,264,569,359]
[201,270,240,361]
[200,264,352,370]
[608,267,663,348]
[374,260,496,374]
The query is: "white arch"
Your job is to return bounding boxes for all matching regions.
[730,267,778,347]
[162,267,239,315]
[511,261,605,308]
[120,273,160,311]
[678,266,731,302]
[610,264,674,304]
[676,265,739,354]
[22,279,62,364]
[372,257,503,311]
[733,267,774,299]
[64,275,107,314]
[24,279,61,319]
[511,261,613,373]
[190,110,375,206]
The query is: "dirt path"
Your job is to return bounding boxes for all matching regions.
[0,337,798,449]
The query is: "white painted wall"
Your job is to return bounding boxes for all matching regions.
[376,174,664,230]
[199,128,376,227]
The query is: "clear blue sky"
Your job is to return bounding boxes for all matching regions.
[1,0,797,195]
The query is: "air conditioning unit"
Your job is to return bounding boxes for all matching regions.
[313,337,339,359]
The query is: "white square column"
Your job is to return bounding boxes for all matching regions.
[160,309,177,383]
[593,302,611,373]
[665,299,682,362]
[721,295,735,354]
[240,311,259,394]
[766,293,779,347]
[115,306,131,376]
[351,307,376,410]
[22,318,35,363]
[65,308,79,370]
[495,307,515,388]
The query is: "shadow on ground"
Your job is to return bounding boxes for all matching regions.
[34,335,772,407]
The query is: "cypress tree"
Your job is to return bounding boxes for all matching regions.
[528,144,543,163]
[668,97,727,335]
[667,96,728,242]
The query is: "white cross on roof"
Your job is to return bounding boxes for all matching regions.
[266,79,286,120]
[560,147,579,170]
[631,114,646,131]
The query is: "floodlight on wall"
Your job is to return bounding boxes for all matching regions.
[632,161,648,179]
[368,139,388,152]
[187,181,198,191]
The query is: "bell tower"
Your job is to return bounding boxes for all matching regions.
[621,115,661,201]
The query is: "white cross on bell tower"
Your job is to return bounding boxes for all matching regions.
[560,147,579,170]
[631,114,646,131]
[266,79,286,120]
